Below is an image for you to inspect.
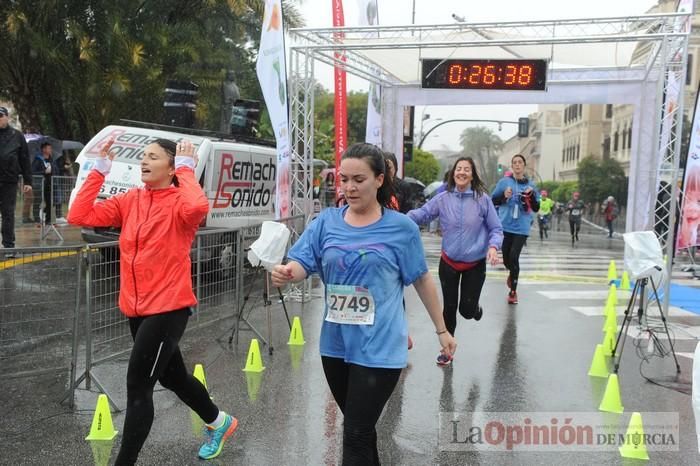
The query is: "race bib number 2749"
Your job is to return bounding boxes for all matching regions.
[325,284,375,325]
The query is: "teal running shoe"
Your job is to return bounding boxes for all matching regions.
[198,414,238,460]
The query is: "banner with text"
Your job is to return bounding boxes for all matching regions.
[257,0,290,218]
[333,0,347,200]
[357,0,382,147]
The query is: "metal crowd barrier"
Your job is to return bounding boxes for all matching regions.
[0,246,83,383]
[0,214,308,409]
[18,175,75,241]
[69,215,307,409]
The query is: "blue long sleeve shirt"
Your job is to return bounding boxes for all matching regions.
[407,188,503,262]
[491,176,540,236]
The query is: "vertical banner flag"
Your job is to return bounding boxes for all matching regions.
[678,81,700,250]
[658,71,680,176]
[651,0,694,229]
[357,0,381,147]
[257,0,290,219]
[333,0,347,200]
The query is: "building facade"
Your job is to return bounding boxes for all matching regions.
[559,104,610,181]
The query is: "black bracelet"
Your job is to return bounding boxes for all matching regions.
[436,329,448,335]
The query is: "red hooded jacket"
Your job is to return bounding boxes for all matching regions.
[67,167,208,317]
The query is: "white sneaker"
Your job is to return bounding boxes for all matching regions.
[56,217,68,224]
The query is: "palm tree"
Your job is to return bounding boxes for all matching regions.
[458,126,503,186]
[0,0,305,140]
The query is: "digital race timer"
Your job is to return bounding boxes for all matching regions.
[421,59,548,91]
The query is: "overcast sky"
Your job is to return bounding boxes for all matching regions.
[296,0,661,151]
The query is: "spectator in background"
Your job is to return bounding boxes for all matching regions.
[53,151,73,223]
[383,151,414,213]
[0,106,33,257]
[32,142,58,225]
[601,196,618,238]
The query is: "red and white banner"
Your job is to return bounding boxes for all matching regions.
[257,0,290,218]
[357,0,381,147]
[333,0,347,199]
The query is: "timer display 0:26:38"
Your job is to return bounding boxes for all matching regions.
[421,59,547,91]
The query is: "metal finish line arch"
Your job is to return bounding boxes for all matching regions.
[287,12,691,306]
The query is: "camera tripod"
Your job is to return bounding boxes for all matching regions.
[228,265,292,355]
[611,273,681,375]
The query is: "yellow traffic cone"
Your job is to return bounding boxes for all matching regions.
[599,374,624,413]
[602,310,617,333]
[190,410,205,438]
[193,363,208,391]
[243,338,266,373]
[85,394,118,440]
[588,344,609,378]
[619,412,649,460]
[607,284,618,306]
[604,299,615,317]
[89,440,114,466]
[246,371,263,402]
[607,260,618,282]
[287,316,306,345]
[601,328,616,357]
[289,344,304,371]
[620,271,631,291]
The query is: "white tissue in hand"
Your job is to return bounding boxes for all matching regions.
[94,157,112,175]
[247,221,291,272]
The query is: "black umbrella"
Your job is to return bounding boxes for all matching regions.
[402,177,426,189]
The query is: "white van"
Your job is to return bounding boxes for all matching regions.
[71,124,277,243]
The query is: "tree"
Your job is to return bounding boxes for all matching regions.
[0,0,304,141]
[312,89,370,164]
[551,181,578,203]
[576,156,627,206]
[458,126,503,187]
[405,148,440,185]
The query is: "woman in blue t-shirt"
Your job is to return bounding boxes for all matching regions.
[491,154,540,305]
[271,143,457,465]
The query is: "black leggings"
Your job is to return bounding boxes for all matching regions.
[321,357,401,466]
[438,257,486,335]
[569,218,581,237]
[115,309,219,466]
[502,232,528,291]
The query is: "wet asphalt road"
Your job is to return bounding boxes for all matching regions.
[2,225,700,465]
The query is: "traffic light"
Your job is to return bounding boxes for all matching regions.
[497,163,503,175]
[518,117,529,138]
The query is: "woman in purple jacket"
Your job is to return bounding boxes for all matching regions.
[408,157,503,366]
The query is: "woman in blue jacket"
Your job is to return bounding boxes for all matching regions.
[491,154,540,304]
[408,157,502,364]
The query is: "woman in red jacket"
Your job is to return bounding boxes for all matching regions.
[68,138,237,464]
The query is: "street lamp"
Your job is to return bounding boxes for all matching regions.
[417,112,441,146]
[418,118,519,149]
